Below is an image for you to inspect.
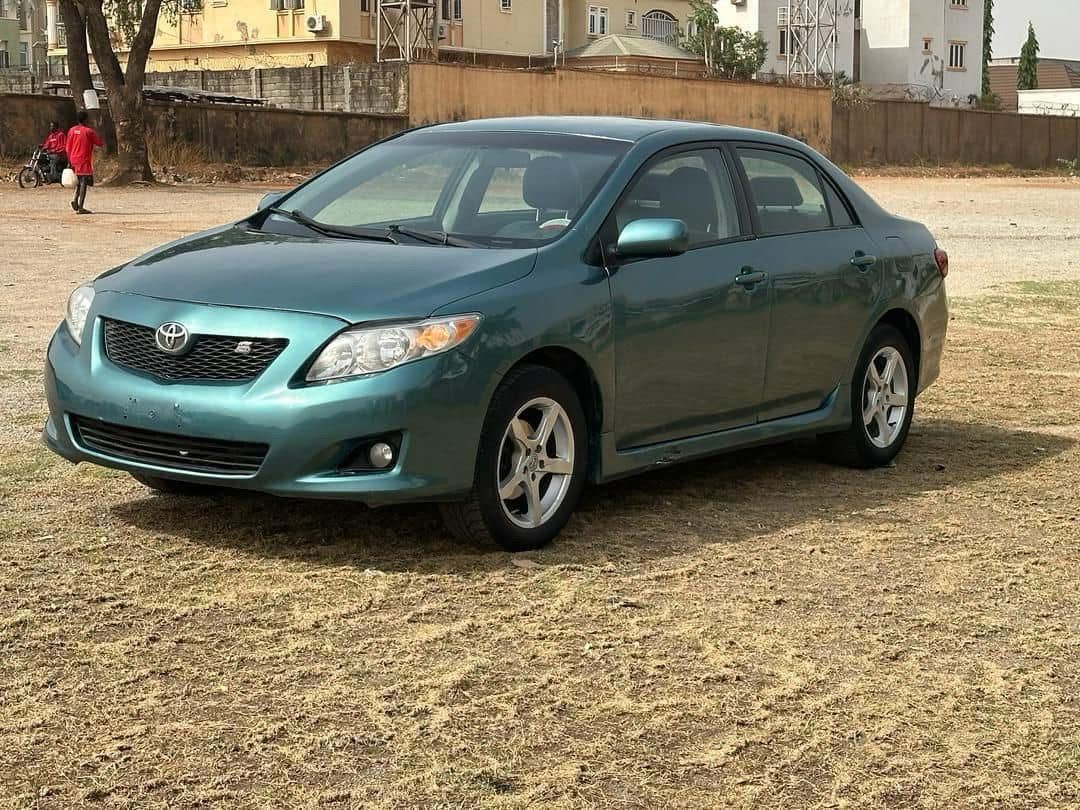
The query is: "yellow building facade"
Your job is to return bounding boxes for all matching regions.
[44,0,691,71]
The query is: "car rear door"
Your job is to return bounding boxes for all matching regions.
[733,145,882,422]
[606,146,771,449]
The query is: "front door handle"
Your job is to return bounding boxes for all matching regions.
[851,252,877,269]
[735,269,769,287]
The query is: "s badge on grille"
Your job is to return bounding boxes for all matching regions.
[155,322,191,355]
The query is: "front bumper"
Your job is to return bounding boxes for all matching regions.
[43,292,486,504]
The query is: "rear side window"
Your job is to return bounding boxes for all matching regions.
[737,147,840,235]
[823,180,856,227]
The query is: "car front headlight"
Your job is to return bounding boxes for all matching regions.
[306,314,482,383]
[65,284,95,345]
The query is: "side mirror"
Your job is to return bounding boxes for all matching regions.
[615,218,689,261]
[257,191,286,211]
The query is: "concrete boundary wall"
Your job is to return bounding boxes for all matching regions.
[407,63,833,154]
[0,93,406,165]
[832,101,1080,167]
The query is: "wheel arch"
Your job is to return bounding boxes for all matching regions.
[503,346,605,480]
[875,307,922,382]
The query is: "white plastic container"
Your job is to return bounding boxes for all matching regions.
[61,168,76,188]
[83,89,100,110]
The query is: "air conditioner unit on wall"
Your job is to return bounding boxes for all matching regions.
[437,22,447,39]
[730,0,746,5]
[306,14,327,32]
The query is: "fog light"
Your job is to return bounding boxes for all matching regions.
[369,442,395,469]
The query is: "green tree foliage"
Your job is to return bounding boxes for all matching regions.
[1017,22,1039,90]
[981,0,994,98]
[684,0,768,82]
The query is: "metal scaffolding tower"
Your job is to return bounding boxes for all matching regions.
[784,0,839,87]
[376,0,439,63]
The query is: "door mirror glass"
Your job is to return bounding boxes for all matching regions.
[616,218,689,260]
[257,191,286,211]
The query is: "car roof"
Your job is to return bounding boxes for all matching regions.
[424,116,791,145]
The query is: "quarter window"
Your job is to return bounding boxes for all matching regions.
[738,148,840,235]
[615,150,741,247]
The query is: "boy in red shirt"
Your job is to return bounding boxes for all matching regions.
[66,111,104,214]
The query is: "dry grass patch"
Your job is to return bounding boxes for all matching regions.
[1,182,1079,808]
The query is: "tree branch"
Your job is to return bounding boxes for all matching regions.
[125,0,165,91]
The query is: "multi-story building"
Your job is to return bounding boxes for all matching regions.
[715,0,858,80]
[716,0,984,101]
[1,0,45,71]
[858,0,983,100]
[41,0,692,72]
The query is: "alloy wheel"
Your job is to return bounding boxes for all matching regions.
[862,346,909,449]
[496,397,575,529]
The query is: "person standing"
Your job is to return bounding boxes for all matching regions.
[66,111,104,215]
[41,121,68,183]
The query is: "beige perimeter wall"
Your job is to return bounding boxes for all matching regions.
[408,64,833,153]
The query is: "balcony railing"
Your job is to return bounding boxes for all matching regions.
[641,13,677,45]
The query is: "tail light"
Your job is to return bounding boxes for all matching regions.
[933,248,949,278]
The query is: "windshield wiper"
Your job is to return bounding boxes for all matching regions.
[387,223,478,248]
[267,207,398,244]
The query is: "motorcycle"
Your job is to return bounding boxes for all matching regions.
[17,147,59,189]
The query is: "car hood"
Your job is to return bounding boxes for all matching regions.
[94,224,537,323]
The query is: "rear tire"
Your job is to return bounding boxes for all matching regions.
[440,364,588,551]
[17,167,42,189]
[819,324,916,468]
[131,472,220,496]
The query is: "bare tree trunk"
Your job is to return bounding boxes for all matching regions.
[79,0,161,184]
[59,0,92,112]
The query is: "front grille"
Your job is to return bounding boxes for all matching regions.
[71,416,268,476]
[103,318,287,383]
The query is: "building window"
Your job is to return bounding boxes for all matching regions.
[950,0,967,6]
[778,29,788,57]
[454,0,461,20]
[19,40,27,67]
[641,9,676,43]
[360,0,369,10]
[922,37,933,53]
[500,0,511,12]
[777,6,788,27]
[948,41,966,69]
[625,10,635,28]
[0,44,8,70]
[588,5,608,36]
[441,0,449,18]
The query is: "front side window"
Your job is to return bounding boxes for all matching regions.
[737,147,838,235]
[273,131,628,247]
[615,150,741,247]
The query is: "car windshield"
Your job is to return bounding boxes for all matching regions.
[268,130,630,247]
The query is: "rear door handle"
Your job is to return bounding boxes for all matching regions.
[851,252,877,269]
[735,269,769,287]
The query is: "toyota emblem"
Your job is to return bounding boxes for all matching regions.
[155,322,191,354]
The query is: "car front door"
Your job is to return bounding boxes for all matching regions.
[606,147,771,449]
[734,145,882,422]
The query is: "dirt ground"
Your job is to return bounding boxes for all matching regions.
[1,176,1078,809]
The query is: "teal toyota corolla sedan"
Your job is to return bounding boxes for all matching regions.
[44,117,948,550]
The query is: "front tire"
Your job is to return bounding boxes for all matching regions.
[17,167,42,189]
[819,324,916,468]
[440,364,588,551]
[131,472,221,496]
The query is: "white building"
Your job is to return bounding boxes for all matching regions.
[859,0,984,101]
[716,0,984,102]
[1018,89,1080,118]
[716,0,858,80]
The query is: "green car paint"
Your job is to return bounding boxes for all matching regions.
[43,117,947,508]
